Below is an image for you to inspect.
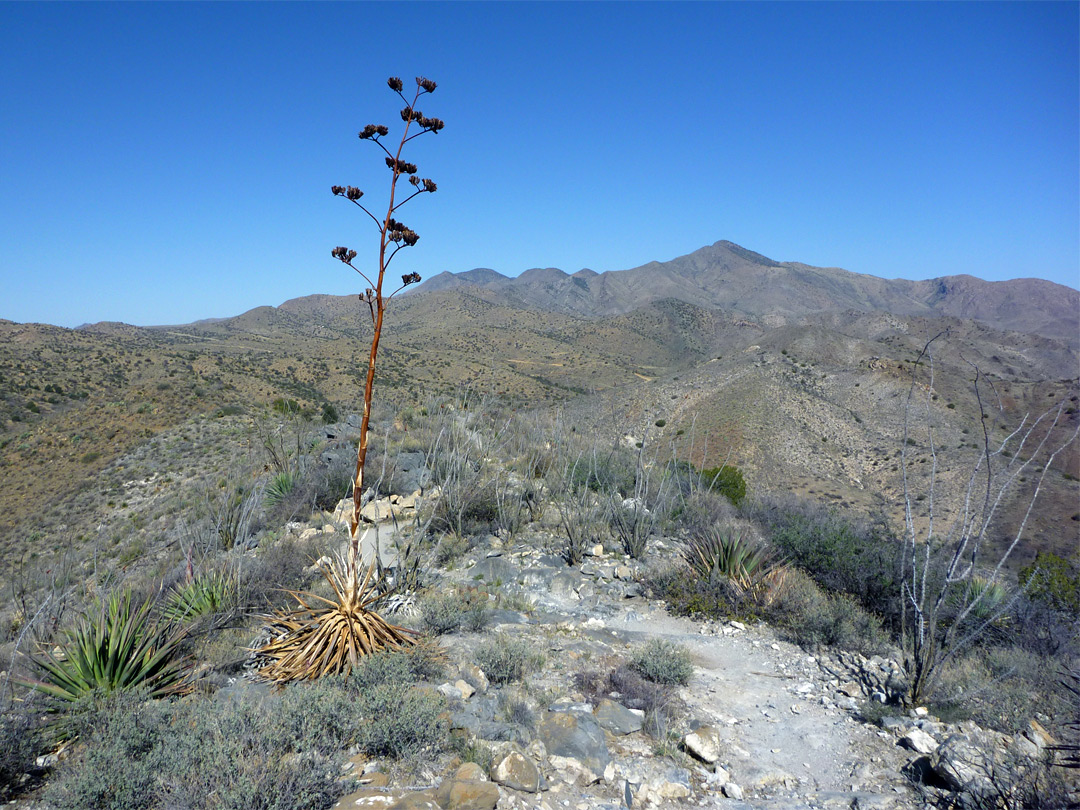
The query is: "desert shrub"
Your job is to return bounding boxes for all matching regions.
[700,464,747,506]
[48,687,350,810]
[0,709,41,796]
[475,633,534,685]
[272,678,359,756]
[748,495,900,621]
[498,693,536,729]
[1020,552,1080,615]
[766,568,888,656]
[321,402,340,424]
[418,587,488,635]
[45,689,168,810]
[668,488,736,538]
[930,646,1073,734]
[643,561,738,620]
[356,682,447,758]
[630,638,694,686]
[575,663,677,720]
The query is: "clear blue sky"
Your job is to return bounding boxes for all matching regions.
[2,2,1077,328]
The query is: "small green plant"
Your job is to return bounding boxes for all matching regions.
[474,632,532,684]
[264,470,296,508]
[160,568,238,623]
[681,529,783,601]
[629,638,694,686]
[22,590,191,703]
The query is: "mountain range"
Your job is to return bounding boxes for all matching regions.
[411,240,1079,349]
[1,240,1076,573]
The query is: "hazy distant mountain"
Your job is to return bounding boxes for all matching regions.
[411,240,1080,349]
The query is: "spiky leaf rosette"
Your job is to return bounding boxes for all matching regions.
[20,590,192,702]
[252,554,418,684]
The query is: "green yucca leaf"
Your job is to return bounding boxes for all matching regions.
[20,590,192,703]
[264,471,296,508]
[681,529,783,597]
[161,568,238,623]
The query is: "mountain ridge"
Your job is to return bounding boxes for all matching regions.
[404,240,1079,349]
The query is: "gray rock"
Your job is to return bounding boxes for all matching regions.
[722,782,744,800]
[490,745,542,793]
[594,698,643,735]
[470,556,519,585]
[537,708,611,775]
[683,724,722,764]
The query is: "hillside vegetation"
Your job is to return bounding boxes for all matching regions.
[0,241,1077,807]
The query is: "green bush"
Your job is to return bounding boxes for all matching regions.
[160,568,237,623]
[24,590,191,703]
[475,633,533,685]
[321,402,340,424]
[766,569,888,656]
[630,638,694,686]
[1019,552,1080,615]
[643,562,738,620]
[748,496,900,622]
[700,464,746,506]
[264,470,297,509]
[356,683,448,758]
[418,588,488,635]
[47,687,349,810]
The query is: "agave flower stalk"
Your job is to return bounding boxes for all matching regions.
[330,76,442,582]
[253,77,443,683]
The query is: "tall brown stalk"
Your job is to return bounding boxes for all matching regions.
[251,77,442,684]
[331,76,443,580]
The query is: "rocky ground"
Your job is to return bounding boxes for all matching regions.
[322,512,1067,810]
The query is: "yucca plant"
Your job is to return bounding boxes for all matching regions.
[20,590,191,703]
[254,75,443,683]
[264,470,296,509]
[252,552,419,684]
[949,575,1009,621]
[681,528,785,601]
[160,568,238,623]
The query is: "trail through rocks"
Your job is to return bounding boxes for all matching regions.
[424,538,921,810]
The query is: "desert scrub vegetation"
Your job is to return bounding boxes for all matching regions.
[629,638,694,686]
[41,647,450,809]
[417,585,489,635]
[474,632,540,685]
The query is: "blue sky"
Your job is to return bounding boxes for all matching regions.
[2,2,1077,328]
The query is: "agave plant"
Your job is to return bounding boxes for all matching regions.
[21,590,191,703]
[160,568,238,623]
[682,528,786,601]
[252,553,419,684]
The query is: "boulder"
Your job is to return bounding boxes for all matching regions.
[593,698,643,735]
[683,724,723,764]
[432,777,500,810]
[489,745,542,793]
[900,728,939,755]
[537,708,611,776]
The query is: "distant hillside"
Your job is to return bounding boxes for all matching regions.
[410,240,1080,349]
